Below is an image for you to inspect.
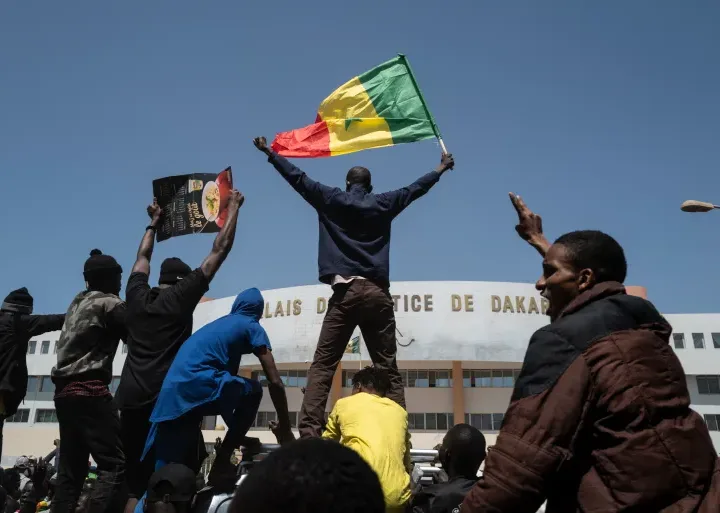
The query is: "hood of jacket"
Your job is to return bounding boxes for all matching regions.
[231,288,264,321]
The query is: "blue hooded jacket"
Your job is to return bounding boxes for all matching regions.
[148,288,270,425]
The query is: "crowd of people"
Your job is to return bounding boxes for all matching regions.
[1,138,719,513]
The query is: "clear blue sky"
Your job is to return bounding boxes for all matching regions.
[1,1,718,314]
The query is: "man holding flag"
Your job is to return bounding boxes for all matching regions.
[254,55,454,439]
[254,120,453,441]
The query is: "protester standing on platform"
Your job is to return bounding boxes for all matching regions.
[460,195,720,513]
[51,249,127,513]
[253,136,454,439]
[0,289,64,459]
[117,192,244,513]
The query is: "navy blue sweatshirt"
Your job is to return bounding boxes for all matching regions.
[268,153,442,287]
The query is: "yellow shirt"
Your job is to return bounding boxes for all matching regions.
[322,392,411,510]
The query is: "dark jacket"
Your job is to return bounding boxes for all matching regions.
[462,282,720,513]
[412,476,478,513]
[0,311,64,415]
[269,153,441,286]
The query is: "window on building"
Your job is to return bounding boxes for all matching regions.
[35,409,58,423]
[673,333,685,349]
[288,412,299,428]
[110,377,121,395]
[396,370,454,388]
[463,369,518,388]
[693,333,706,349]
[53,342,58,354]
[40,376,55,394]
[27,341,36,355]
[122,344,128,354]
[26,376,39,397]
[6,409,30,423]
[464,413,505,431]
[201,416,217,430]
[40,341,50,354]
[712,333,720,349]
[251,370,307,388]
[705,414,720,432]
[408,413,425,430]
[406,413,453,431]
[254,411,277,428]
[697,376,720,395]
[492,413,505,430]
[342,370,357,388]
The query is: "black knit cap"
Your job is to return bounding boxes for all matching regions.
[83,249,122,280]
[2,287,33,314]
[159,257,192,285]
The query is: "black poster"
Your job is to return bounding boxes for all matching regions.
[153,167,233,242]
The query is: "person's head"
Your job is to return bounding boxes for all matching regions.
[537,230,627,321]
[14,457,30,477]
[438,424,486,479]
[231,288,265,321]
[158,258,192,288]
[351,366,390,397]
[144,464,197,513]
[1,288,33,315]
[345,166,372,193]
[231,438,384,513]
[83,249,123,295]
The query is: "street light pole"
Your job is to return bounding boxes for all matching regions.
[681,200,720,213]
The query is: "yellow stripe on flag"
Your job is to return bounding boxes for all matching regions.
[325,119,393,156]
[317,76,393,156]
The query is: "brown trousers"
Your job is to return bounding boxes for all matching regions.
[298,280,406,438]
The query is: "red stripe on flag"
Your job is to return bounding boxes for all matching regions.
[271,121,331,158]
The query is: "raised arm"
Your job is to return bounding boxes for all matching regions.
[378,152,454,218]
[131,199,163,275]
[199,189,244,282]
[509,193,551,257]
[25,314,65,337]
[254,136,338,210]
[255,346,295,445]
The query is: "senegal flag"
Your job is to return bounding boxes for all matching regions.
[271,55,441,158]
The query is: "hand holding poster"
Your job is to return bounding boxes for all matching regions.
[153,167,233,242]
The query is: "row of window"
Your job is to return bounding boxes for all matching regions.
[27,333,720,356]
[341,369,521,389]
[10,407,715,435]
[252,411,327,429]
[250,411,460,431]
[25,376,123,397]
[672,333,720,350]
[251,370,308,388]
[27,342,129,355]
[6,408,56,423]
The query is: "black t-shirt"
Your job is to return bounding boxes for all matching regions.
[115,269,209,409]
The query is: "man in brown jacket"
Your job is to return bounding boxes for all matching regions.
[461,194,720,513]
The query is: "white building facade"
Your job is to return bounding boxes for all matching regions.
[3,281,719,466]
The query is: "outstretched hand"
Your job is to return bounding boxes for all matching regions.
[227,189,245,211]
[253,137,271,154]
[436,153,455,173]
[269,420,296,445]
[147,198,162,224]
[509,193,550,256]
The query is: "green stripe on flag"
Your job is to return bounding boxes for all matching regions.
[358,56,437,145]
